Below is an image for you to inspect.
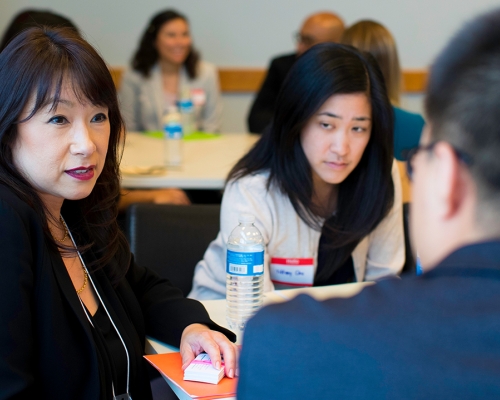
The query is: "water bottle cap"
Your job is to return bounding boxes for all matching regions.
[238,213,255,224]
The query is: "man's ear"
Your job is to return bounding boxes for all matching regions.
[432,141,463,219]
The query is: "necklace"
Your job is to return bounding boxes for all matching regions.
[51,215,69,243]
[76,265,88,294]
[58,216,87,294]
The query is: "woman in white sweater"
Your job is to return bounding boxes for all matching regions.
[189,43,404,300]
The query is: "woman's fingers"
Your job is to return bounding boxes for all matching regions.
[179,323,239,378]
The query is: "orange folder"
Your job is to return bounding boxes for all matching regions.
[144,353,237,399]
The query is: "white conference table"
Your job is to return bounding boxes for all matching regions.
[146,282,373,399]
[120,132,259,189]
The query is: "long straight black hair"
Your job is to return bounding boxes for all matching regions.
[0,27,130,284]
[131,9,200,79]
[229,43,394,282]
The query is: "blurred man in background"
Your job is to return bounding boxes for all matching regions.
[247,11,344,133]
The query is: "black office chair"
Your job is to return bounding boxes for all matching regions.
[125,203,221,296]
[401,202,416,275]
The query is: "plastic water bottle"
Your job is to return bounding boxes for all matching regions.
[178,97,195,136]
[226,214,264,331]
[162,106,183,168]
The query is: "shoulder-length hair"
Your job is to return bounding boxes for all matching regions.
[131,9,200,79]
[229,43,394,282]
[0,27,129,284]
[341,20,402,105]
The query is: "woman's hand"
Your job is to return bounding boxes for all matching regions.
[180,323,239,378]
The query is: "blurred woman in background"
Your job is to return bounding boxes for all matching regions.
[341,20,425,160]
[120,9,222,133]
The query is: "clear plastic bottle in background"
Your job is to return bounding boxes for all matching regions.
[226,214,264,331]
[162,106,183,168]
[178,97,195,136]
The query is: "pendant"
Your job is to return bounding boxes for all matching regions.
[114,394,132,400]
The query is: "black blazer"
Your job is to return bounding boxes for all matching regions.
[247,52,296,133]
[0,184,235,399]
[238,241,500,399]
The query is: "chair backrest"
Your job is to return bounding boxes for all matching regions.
[125,203,221,296]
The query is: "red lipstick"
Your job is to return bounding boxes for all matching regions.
[65,165,95,181]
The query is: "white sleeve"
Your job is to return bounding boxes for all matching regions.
[118,70,141,132]
[364,160,405,280]
[188,175,274,300]
[199,63,222,133]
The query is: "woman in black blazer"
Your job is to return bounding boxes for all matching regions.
[0,28,237,399]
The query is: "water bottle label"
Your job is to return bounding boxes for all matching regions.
[164,123,183,139]
[178,99,194,113]
[226,250,264,276]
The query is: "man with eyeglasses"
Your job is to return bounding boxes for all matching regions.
[237,9,500,399]
[247,12,344,133]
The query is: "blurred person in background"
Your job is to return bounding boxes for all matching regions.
[119,9,222,133]
[0,8,78,51]
[247,11,344,133]
[342,20,425,160]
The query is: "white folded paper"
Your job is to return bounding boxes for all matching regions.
[183,353,225,384]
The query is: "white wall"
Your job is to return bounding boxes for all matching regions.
[2,0,499,131]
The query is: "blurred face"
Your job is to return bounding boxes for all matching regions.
[155,18,192,65]
[296,17,343,55]
[13,85,110,212]
[301,93,372,194]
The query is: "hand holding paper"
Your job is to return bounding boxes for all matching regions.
[180,323,239,378]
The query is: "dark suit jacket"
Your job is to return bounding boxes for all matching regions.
[238,241,500,399]
[0,184,235,399]
[247,52,296,133]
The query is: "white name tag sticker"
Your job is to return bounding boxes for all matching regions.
[270,257,314,287]
[191,88,206,106]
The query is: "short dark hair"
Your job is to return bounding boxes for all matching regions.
[0,27,129,284]
[0,9,78,51]
[229,43,395,281]
[425,8,500,203]
[131,9,200,79]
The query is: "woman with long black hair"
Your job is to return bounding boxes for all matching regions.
[189,43,404,300]
[0,27,237,399]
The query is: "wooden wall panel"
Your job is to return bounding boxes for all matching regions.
[109,66,427,94]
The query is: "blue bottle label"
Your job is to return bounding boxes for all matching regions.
[178,99,194,113]
[226,250,264,276]
[164,122,183,139]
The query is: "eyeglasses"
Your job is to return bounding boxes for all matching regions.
[294,32,316,47]
[405,141,473,181]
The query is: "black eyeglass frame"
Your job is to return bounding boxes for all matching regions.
[293,32,316,47]
[405,141,474,181]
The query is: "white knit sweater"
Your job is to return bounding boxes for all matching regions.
[188,161,405,300]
